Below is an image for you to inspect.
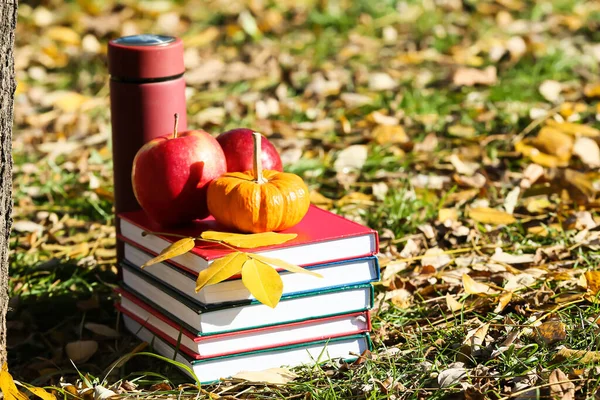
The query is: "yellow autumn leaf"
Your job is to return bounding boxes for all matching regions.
[0,363,28,400]
[462,274,497,295]
[45,26,81,46]
[536,320,567,345]
[563,169,597,199]
[468,207,516,225]
[200,231,297,248]
[372,125,408,145]
[533,127,573,161]
[141,237,195,268]
[183,27,220,48]
[585,271,600,296]
[438,208,458,223]
[514,140,567,168]
[76,0,109,15]
[546,120,600,137]
[250,254,323,278]
[17,384,56,400]
[15,79,28,96]
[494,291,513,313]
[445,294,463,312]
[241,258,284,308]
[196,252,248,291]
[52,92,89,113]
[584,83,600,98]
[556,348,600,363]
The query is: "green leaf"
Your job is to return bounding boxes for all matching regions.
[250,254,323,278]
[241,258,283,308]
[196,252,248,292]
[141,237,195,268]
[201,231,297,248]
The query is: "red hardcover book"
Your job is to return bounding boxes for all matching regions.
[116,288,371,359]
[118,205,379,274]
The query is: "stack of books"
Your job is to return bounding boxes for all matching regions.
[115,205,380,383]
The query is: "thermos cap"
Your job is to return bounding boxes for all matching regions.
[108,34,185,81]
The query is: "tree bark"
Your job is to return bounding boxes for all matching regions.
[0,0,17,368]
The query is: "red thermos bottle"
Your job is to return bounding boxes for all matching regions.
[108,34,188,216]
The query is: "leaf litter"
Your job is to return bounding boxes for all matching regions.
[8,0,600,399]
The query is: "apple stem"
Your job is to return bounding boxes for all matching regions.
[252,132,267,184]
[173,113,179,139]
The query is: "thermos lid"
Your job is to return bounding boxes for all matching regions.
[108,34,185,81]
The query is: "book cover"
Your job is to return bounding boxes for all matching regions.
[123,314,372,384]
[121,244,380,306]
[118,204,379,270]
[116,292,371,358]
[119,264,375,335]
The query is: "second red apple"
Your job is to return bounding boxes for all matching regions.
[217,128,283,173]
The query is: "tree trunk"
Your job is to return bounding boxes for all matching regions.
[0,0,17,368]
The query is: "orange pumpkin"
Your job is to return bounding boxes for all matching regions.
[207,133,309,233]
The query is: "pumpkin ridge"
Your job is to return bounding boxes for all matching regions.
[206,167,310,233]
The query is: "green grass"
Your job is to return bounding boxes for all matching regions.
[8,0,600,398]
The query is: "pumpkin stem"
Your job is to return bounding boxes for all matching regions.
[173,113,179,139]
[252,131,267,184]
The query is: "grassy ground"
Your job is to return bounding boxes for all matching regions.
[9,0,600,398]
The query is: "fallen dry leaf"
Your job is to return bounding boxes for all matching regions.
[533,126,573,161]
[334,145,368,173]
[84,323,120,338]
[562,168,597,201]
[556,348,600,363]
[515,140,568,168]
[520,163,545,189]
[503,273,536,291]
[462,274,497,295]
[494,291,513,313]
[584,271,600,296]
[503,187,520,215]
[368,72,398,91]
[452,66,497,86]
[438,208,459,223]
[491,249,534,264]
[421,247,452,269]
[372,125,408,145]
[546,120,600,138]
[460,323,490,359]
[0,362,28,400]
[387,288,413,309]
[65,340,98,363]
[93,385,117,400]
[468,207,516,225]
[584,82,600,98]
[12,221,44,234]
[536,320,567,345]
[539,80,562,103]
[449,154,479,176]
[572,137,600,168]
[438,366,468,388]
[446,294,463,312]
[448,124,476,138]
[549,368,575,400]
[48,91,89,113]
[231,367,297,384]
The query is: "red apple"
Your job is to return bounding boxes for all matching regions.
[132,114,227,227]
[217,128,283,173]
